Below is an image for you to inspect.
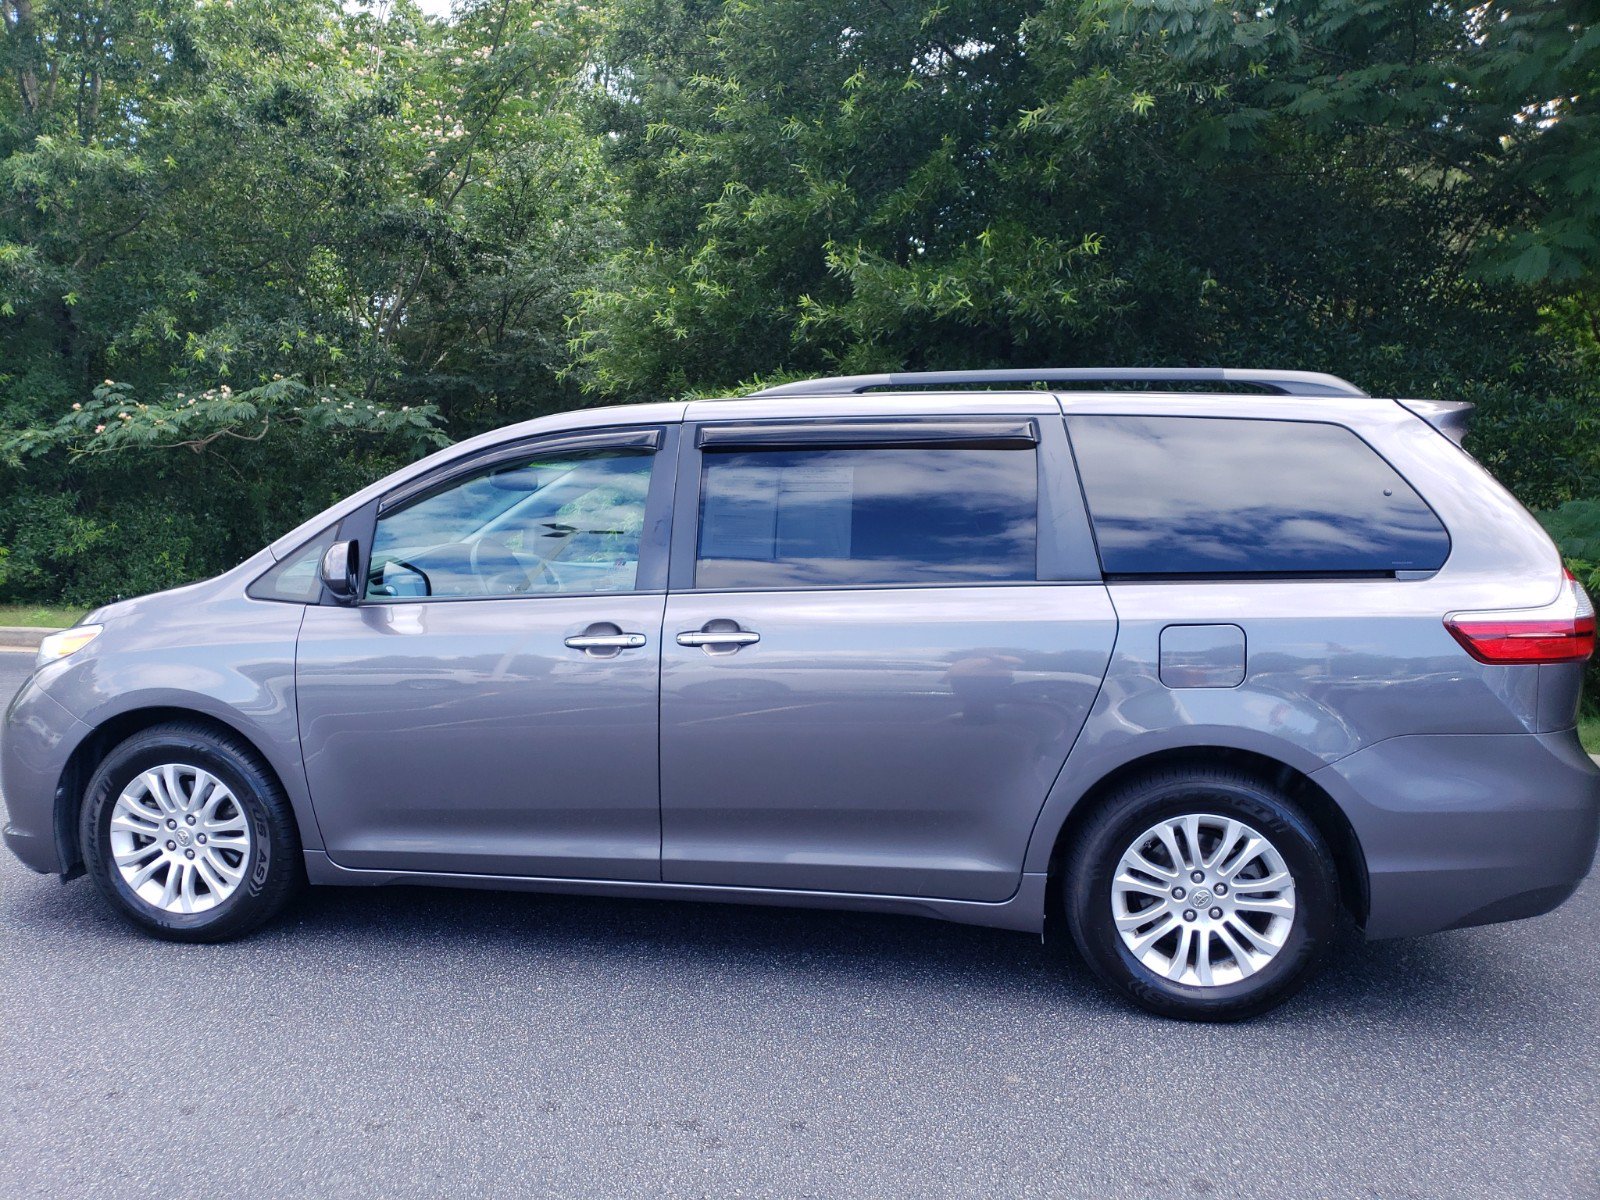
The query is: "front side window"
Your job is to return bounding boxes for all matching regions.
[1068,415,1451,576]
[367,448,655,600]
[695,445,1038,588]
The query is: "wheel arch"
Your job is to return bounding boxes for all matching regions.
[1039,746,1370,934]
[53,705,303,879]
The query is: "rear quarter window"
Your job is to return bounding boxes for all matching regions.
[1067,415,1450,576]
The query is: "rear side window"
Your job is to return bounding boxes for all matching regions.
[1067,416,1450,576]
[696,446,1037,588]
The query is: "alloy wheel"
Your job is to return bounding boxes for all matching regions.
[1111,812,1297,987]
[108,764,253,914]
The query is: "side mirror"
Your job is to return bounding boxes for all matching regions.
[320,540,361,603]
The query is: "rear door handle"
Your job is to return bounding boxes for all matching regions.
[676,621,761,654]
[676,631,760,647]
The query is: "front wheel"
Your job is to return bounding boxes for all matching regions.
[1065,769,1340,1021]
[80,722,303,942]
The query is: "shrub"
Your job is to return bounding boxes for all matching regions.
[1536,499,1600,718]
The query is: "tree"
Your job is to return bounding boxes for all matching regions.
[0,1,1596,604]
[574,1,1597,502]
[0,0,609,604]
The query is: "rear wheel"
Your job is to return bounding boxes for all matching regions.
[80,722,302,942]
[1065,768,1339,1021]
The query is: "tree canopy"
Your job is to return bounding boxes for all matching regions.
[0,0,1596,604]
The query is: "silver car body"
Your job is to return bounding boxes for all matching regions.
[5,380,1597,939]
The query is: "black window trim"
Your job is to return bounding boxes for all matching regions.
[668,415,1101,592]
[1062,412,1452,581]
[696,418,1038,451]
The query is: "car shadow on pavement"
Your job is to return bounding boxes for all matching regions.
[269,880,1571,1031]
[284,882,1107,999]
[7,867,1574,1032]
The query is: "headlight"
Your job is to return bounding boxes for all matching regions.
[37,624,103,667]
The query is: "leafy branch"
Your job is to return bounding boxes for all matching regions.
[2,377,448,464]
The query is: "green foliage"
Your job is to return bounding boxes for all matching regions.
[1464,389,1600,510]
[0,0,614,605]
[0,605,82,628]
[1580,712,1600,755]
[573,0,1600,501]
[5,378,445,461]
[0,0,1598,607]
[1538,500,1600,592]
[577,0,1118,395]
[1536,499,1600,718]
[1089,1,1600,289]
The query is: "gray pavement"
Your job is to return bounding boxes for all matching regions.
[0,650,1596,1197]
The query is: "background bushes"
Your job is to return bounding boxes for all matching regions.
[0,0,1595,612]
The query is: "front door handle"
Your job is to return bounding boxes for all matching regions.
[565,622,647,658]
[565,633,648,650]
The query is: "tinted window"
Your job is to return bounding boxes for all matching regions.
[696,446,1037,588]
[1068,416,1450,576]
[248,525,337,603]
[368,449,654,599]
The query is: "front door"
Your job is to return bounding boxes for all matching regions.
[297,426,675,879]
[658,416,1116,902]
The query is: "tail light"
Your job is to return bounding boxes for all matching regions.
[1446,569,1596,665]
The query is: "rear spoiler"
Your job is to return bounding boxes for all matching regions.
[1397,398,1474,446]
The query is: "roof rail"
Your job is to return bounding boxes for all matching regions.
[749,367,1368,399]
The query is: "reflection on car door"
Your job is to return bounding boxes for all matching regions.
[658,418,1117,902]
[296,426,676,880]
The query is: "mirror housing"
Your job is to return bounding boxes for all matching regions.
[320,540,360,603]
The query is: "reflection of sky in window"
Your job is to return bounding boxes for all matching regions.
[376,454,640,554]
[1069,416,1450,575]
[698,448,1036,586]
[379,470,548,549]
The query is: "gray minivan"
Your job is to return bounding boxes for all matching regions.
[4,367,1596,1020]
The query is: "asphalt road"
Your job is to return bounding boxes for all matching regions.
[0,651,1596,1198]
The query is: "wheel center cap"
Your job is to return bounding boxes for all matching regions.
[1190,886,1214,909]
[176,828,192,847]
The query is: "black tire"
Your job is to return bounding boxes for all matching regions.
[1064,768,1339,1021]
[80,721,303,942]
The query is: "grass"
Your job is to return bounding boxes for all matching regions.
[1581,711,1600,757]
[0,605,84,629]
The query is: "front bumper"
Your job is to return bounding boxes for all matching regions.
[1,673,89,875]
[1314,730,1600,939]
